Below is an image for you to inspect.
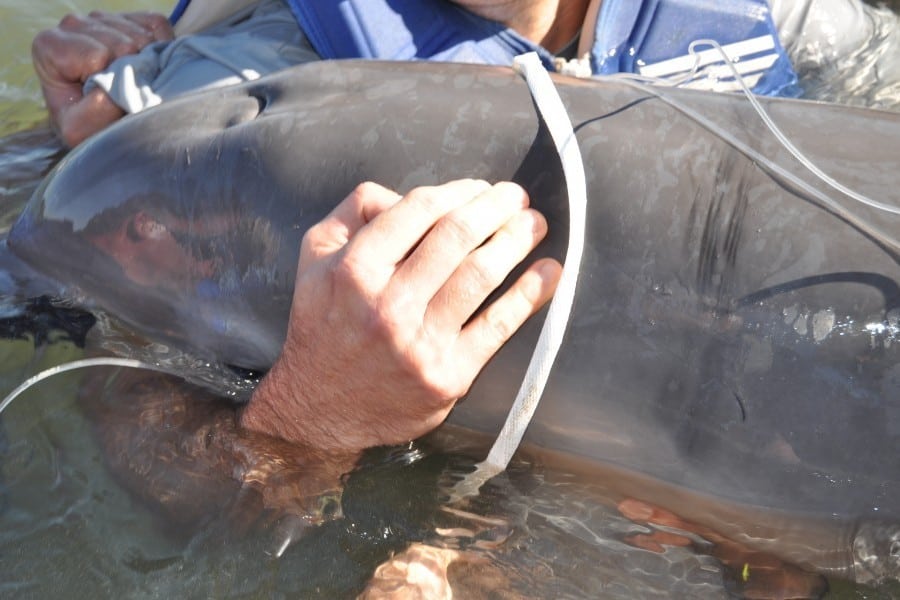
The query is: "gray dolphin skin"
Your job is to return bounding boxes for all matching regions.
[7,60,900,582]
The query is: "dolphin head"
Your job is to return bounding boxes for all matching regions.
[7,90,302,369]
[7,60,554,370]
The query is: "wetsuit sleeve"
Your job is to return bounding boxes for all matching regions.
[171,0,260,36]
[770,0,900,104]
[83,0,319,114]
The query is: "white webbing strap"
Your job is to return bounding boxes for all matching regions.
[453,52,588,499]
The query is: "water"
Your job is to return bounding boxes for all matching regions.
[1,1,900,598]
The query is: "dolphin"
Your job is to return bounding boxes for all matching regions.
[7,60,900,583]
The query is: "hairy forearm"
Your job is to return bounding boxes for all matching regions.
[240,180,560,455]
[239,347,369,453]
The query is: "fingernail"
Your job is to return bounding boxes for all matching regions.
[537,260,562,284]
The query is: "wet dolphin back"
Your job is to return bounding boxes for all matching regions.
[8,61,900,536]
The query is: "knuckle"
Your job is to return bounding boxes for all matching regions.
[331,252,366,290]
[483,304,518,345]
[331,249,381,301]
[299,225,322,252]
[111,38,140,57]
[467,253,502,291]
[370,299,403,338]
[437,211,480,247]
[410,354,460,401]
[144,13,171,30]
[67,44,113,76]
[405,185,445,215]
[31,30,57,57]
[427,376,468,402]
[58,13,87,30]
[420,378,457,403]
[125,13,174,41]
[87,49,114,73]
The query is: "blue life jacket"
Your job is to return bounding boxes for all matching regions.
[170,0,799,97]
[593,0,799,96]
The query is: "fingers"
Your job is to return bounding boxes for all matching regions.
[34,11,171,82]
[61,11,173,48]
[32,25,116,142]
[349,179,491,265]
[312,178,560,376]
[32,11,171,146]
[300,182,402,264]
[247,178,562,451]
[54,88,125,147]
[426,206,548,329]
[396,181,528,301]
[86,11,174,44]
[58,15,144,58]
[457,258,562,376]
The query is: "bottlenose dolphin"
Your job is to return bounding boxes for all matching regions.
[7,60,900,583]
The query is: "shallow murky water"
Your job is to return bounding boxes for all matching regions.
[1,1,900,598]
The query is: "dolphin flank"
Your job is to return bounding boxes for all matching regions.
[7,60,900,583]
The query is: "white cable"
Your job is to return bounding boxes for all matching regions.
[454,52,588,499]
[0,357,169,416]
[686,39,900,217]
[609,40,898,224]
[608,46,900,254]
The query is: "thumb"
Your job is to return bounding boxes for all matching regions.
[300,182,402,264]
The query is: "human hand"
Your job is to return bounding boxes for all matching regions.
[618,499,828,599]
[32,11,173,147]
[241,180,562,452]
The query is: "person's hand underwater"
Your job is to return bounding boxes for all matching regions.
[241,180,562,452]
[32,11,173,147]
[618,499,828,599]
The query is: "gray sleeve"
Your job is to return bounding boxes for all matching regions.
[85,42,169,113]
[771,0,877,59]
[85,0,320,114]
[771,0,900,107]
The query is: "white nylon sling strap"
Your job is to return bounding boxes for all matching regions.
[454,52,589,499]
